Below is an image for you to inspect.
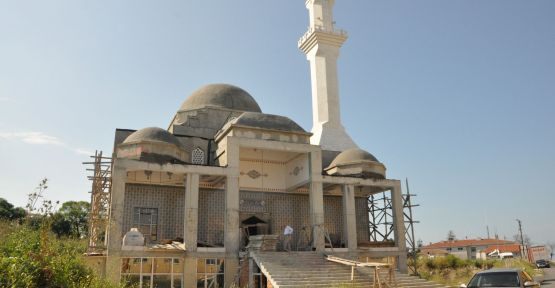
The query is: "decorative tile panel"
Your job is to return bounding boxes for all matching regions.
[247,170,261,179]
[123,184,184,242]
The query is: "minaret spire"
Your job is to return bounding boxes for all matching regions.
[299,0,357,151]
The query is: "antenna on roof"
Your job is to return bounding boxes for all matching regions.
[484,208,490,239]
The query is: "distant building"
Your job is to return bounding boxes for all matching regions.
[483,244,522,259]
[528,245,552,262]
[421,239,517,260]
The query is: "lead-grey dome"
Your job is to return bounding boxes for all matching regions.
[119,127,189,164]
[123,127,182,147]
[232,112,307,133]
[179,84,262,113]
[330,148,379,167]
[326,148,386,179]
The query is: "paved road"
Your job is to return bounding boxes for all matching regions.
[538,267,555,287]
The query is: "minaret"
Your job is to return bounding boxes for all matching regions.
[299,0,357,152]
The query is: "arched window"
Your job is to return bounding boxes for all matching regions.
[191,147,205,165]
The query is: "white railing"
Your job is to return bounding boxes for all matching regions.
[298,25,348,46]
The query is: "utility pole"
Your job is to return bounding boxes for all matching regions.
[516,219,527,261]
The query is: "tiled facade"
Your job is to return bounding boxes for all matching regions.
[124,184,369,248]
[198,189,225,246]
[123,184,184,242]
[355,197,370,243]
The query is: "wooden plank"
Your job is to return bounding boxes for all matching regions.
[326,255,391,268]
[325,255,396,287]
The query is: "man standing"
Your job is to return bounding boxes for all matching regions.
[283,225,293,251]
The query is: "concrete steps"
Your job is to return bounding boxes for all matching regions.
[252,251,446,288]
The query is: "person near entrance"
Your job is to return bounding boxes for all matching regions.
[283,225,293,251]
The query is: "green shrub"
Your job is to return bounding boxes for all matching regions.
[473,258,495,269]
[0,221,121,288]
[425,258,437,270]
[429,254,465,270]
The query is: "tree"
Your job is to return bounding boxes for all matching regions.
[513,233,532,246]
[50,213,72,237]
[0,198,26,221]
[447,230,456,241]
[0,198,16,219]
[51,201,90,238]
[11,207,26,220]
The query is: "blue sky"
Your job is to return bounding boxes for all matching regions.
[0,1,553,245]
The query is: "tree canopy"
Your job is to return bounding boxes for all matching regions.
[0,198,26,221]
[51,201,90,238]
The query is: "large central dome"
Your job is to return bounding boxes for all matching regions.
[179,83,261,112]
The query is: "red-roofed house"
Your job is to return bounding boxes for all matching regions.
[421,239,519,260]
[483,244,522,259]
[483,244,522,255]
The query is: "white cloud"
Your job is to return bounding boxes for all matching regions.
[0,131,65,145]
[73,148,94,156]
[0,131,93,156]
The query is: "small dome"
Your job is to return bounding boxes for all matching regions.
[232,112,307,133]
[326,148,386,179]
[329,148,379,167]
[179,84,261,113]
[123,127,182,147]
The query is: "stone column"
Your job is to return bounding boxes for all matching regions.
[183,257,197,288]
[182,173,200,288]
[224,139,240,287]
[342,184,357,251]
[309,150,325,251]
[105,163,127,283]
[184,173,199,251]
[248,258,254,288]
[391,182,408,273]
[224,175,240,287]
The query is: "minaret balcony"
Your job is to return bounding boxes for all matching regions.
[298,25,348,53]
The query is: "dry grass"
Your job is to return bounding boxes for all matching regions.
[0,219,19,239]
[416,255,540,287]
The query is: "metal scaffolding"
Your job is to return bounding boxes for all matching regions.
[403,179,420,275]
[84,150,112,254]
[367,179,419,274]
[368,193,394,242]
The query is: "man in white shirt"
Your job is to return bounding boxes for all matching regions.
[283,225,293,251]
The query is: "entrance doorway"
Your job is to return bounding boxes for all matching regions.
[241,215,269,247]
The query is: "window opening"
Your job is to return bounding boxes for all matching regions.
[192,147,205,165]
[252,264,267,288]
[197,258,224,288]
[121,257,183,288]
[133,208,158,243]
